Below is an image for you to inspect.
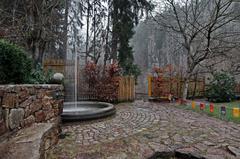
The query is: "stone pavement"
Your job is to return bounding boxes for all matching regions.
[47,101,240,159]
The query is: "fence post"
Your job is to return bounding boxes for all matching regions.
[132,77,135,100]
[128,76,130,101]
[148,75,152,97]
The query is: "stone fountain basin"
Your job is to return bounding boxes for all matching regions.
[61,101,116,121]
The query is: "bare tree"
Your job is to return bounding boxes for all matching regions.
[0,0,66,66]
[85,0,91,63]
[152,0,240,100]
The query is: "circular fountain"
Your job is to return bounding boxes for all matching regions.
[61,101,116,121]
[62,42,116,121]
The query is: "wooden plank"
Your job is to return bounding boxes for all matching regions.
[127,76,130,100]
[148,75,152,97]
[131,77,134,100]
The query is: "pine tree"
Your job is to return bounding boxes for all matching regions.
[111,0,152,76]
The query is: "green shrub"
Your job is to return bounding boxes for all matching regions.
[122,62,141,80]
[206,72,235,102]
[0,40,32,84]
[28,64,54,84]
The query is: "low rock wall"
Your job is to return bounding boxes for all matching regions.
[0,85,64,136]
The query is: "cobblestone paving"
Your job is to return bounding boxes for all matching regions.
[47,101,240,159]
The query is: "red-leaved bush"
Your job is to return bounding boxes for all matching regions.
[84,61,121,102]
[106,62,121,78]
[84,61,101,86]
[152,65,177,97]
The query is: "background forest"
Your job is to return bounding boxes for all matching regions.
[1,0,240,99]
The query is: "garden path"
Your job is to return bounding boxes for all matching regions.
[47,101,240,159]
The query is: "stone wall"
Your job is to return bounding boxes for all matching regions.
[0,85,64,136]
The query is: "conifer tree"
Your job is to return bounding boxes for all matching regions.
[111,0,152,76]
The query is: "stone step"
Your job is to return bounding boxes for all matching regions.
[0,123,59,159]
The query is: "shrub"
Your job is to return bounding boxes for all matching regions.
[28,63,54,84]
[84,61,121,85]
[206,72,235,102]
[0,40,32,84]
[84,61,121,102]
[122,62,141,80]
[84,61,101,86]
[105,62,121,78]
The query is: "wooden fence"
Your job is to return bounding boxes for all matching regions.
[43,59,135,102]
[43,59,65,74]
[234,84,240,95]
[76,76,135,102]
[149,76,205,99]
[118,76,135,101]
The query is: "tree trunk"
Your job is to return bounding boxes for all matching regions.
[12,0,17,26]
[85,0,90,63]
[93,0,96,62]
[104,0,111,69]
[111,29,118,60]
[111,0,118,60]
[182,46,193,100]
[192,73,198,99]
[63,0,69,61]
[38,41,46,65]
[32,41,40,67]
[182,77,189,100]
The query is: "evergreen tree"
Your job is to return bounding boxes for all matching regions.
[111,0,152,76]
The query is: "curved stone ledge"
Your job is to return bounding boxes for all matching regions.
[62,101,116,121]
[0,123,59,159]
